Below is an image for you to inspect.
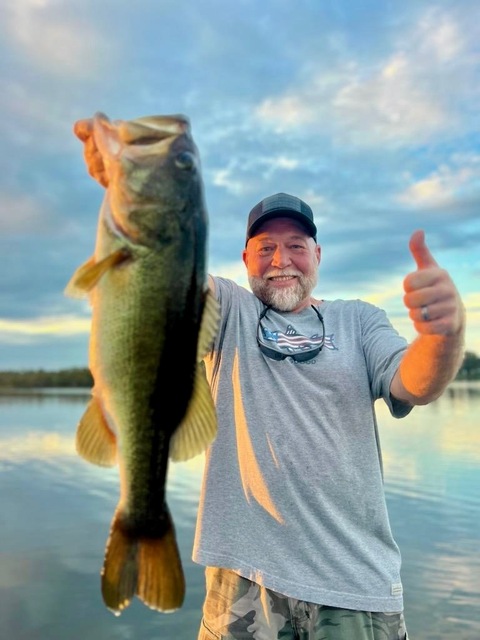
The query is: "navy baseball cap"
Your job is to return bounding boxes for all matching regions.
[246,192,317,245]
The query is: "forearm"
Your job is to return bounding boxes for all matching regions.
[391,327,465,405]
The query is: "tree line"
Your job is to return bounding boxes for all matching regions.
[456,351,480,380]
[0,367,93,388]
[0,352,479,388]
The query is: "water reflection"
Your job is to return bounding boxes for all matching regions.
[0,432,76,463]
[444,380,480,401]
[0,384,479,639]
[377,381,480,639]
[0,388,90,404]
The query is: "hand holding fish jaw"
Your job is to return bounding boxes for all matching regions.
[74,116,109,187]
[73,112,192,189]
[403,230,465,336]
[73,112,202,251]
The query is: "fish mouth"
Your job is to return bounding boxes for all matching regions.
[117,115,191,145]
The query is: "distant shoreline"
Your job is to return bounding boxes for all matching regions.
[0,387,91,396]
[0,368,93,389]
[0,356,479,388]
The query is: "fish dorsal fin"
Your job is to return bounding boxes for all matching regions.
[64,249,130,298]
[169,362,217,462]
[76,396,117,466]
[197,288,220,360]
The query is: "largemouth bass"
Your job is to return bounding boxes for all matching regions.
[65,112,218,615]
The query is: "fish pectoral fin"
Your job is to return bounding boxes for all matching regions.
[64,256,96,299]
[101,509,185,614]
[64,249,131,298]
[76,397,117,466]
[169,362,217,462]
[196,288,220,360]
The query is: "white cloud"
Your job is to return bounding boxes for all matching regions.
[414,6,465,63]
[396,155,480,208]
[332,52,448,146]
[255,95,317,132]
[211,155,301,196]
[5,0,114,77]
[0,315,91,343]
[254,7,475,148]
[211,165,248,196]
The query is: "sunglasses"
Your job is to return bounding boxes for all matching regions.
[257,304,325,362]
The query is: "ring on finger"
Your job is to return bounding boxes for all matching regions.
[421,305,430,322]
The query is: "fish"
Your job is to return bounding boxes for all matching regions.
[65,112,219,615]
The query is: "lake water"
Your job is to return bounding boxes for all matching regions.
[0,384,479,640]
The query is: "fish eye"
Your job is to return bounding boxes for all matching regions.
[174,151,196,170]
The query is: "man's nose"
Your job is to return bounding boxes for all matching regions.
[271,246,291,268]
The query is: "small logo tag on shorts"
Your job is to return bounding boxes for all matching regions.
[391,583,403,596]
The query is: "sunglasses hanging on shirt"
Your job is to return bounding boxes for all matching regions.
[256,305,325,362]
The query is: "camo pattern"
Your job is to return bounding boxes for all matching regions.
[198,568,408,640]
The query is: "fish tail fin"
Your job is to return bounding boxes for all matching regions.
[101,509,185,615]
[137,519,186,613]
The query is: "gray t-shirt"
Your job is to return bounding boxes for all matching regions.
[193,276,413,612]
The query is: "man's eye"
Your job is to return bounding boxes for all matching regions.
[258,246,273,255]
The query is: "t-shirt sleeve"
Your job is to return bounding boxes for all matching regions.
[358,301,413,419]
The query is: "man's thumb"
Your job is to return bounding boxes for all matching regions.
[409,230,439,270]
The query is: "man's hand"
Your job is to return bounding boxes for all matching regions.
[403,230,464,337]
[391,230,465,405]
[74,118,109,188]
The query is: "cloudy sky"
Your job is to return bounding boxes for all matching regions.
[1,0,479,370]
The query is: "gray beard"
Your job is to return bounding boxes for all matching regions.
[248,272,318,311]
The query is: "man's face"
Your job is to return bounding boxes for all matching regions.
[243,217,321,312]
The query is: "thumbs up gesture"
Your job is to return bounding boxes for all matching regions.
[403,230,465,336]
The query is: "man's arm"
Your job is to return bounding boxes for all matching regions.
[390,230,466,406]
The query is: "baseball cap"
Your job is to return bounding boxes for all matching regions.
[245,192,317,245]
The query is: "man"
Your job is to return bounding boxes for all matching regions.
[193,193,465,640]
[74,123,464,635]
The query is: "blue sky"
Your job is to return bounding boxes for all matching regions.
[1,0,479,370]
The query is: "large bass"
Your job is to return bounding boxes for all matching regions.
[65,112,218,615]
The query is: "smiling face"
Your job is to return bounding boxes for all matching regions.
[243,217,321,312]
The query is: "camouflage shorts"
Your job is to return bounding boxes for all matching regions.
[198,568,408,640]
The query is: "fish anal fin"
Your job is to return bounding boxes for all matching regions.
[76,397,117,466]
[169,362,217,462]
[64,249,131,298]
[101,510,185,615]
[197,288,220,360]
